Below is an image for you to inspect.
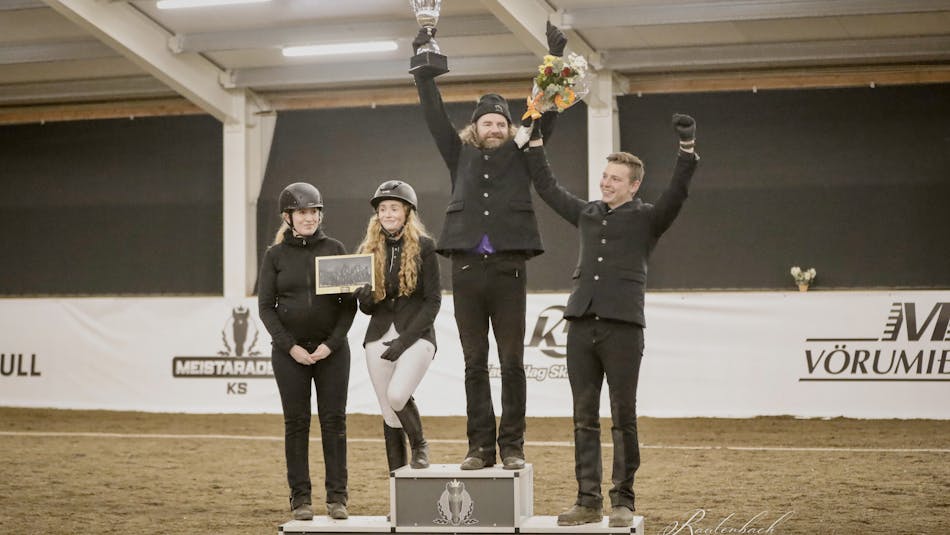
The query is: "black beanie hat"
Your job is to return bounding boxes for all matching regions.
[471,93,512,124]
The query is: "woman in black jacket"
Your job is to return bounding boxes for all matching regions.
[257,182,356,521]
[355,180,441,471]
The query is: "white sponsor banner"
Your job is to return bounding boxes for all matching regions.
[1,291,947,418]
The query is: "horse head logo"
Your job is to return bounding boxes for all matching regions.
[219,306,260,356]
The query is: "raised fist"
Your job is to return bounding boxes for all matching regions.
[546,21,567,57]
[412,27,435,54]
[672,113,696,142]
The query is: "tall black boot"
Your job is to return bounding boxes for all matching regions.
[395,398,429,469]
[383,423,408,472]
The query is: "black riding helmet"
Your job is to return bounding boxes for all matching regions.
[371,180,417,210]
[279,182,323,213]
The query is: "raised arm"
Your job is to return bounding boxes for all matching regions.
[532,23,567,143]
[651,114,700,237]
[412,28,461,171]
[414,75,461,168]
[525,140,585,227]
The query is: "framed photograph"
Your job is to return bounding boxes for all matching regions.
[314,253,375,295]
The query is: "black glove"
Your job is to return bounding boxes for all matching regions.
[537,111,555,139]
[546,21,567,56]
[529,116,543,141]
[353,284,373,304]
[412,27,435,54]
[672,113,696,142]
[380,339,407,362]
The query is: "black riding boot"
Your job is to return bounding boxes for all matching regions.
[395,398,429,469]
[383,423,408,472]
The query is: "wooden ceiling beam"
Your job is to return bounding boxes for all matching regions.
[2,64,948,125]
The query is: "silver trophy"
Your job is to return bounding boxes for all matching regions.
[409,0,449,77]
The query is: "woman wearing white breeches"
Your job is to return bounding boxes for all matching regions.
[355,180,441,470]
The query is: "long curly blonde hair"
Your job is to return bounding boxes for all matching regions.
[357,205,431,302]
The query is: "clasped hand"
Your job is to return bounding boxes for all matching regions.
[289,343,332,365]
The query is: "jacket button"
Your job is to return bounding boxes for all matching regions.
[597,257,603,262]
[484,210,490,216]
[602,220,607,226]
[483,154,489,160]
[600,238,606,244]
[483,173,490,179]
[594,275,600,281]
[483,192,489,198]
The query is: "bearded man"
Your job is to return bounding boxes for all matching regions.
[412,23,566,471]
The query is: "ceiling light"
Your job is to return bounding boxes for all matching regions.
[157,0,270,9]
[282,41,399,58]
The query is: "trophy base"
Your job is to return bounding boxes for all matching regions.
[409,51,449,77]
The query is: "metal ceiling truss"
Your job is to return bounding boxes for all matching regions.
[0,40,114,65]
[227,53,540,89]
[0,76,172,105]
[561,0,950,28]
[606,35,950,72]
[0,0,45,10]
[481,0,600,63]
[2,1,947,107]
[39,0,245,123]
[170,15,508,54]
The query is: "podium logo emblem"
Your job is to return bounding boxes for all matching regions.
[434,479,478,526]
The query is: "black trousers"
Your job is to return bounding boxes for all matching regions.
[566,317,644,511]
[271,343,349,508]
[451,253,527,461]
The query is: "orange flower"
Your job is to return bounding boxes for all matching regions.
[522,93,543,120]
[554,88,576,110]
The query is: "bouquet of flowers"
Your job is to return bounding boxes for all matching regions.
[522,52,591,121]
[790,266,817,285]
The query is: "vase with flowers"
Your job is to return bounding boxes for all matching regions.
[790,266,817,292]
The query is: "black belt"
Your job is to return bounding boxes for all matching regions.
[576,314,636,326]
[451,251,528,261]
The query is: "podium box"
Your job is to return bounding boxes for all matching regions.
[278,462,646,534]
[390,463,533,531]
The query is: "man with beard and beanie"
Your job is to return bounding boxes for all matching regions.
[523,115,699,527]
[411,22,568,471]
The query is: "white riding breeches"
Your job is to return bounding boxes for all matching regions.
[364,324,434,428]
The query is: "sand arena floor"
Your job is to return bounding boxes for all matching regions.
[1,408,948,534]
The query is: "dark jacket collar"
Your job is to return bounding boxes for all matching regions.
[598,197,643,213]
[283,227,327,247]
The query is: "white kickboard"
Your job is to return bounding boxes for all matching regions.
[279,515,391,533]
[518,515,644,534]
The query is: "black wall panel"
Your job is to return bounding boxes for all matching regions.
[618,84,949,290]
[0,116,222,295]
[4,83,942,296]
[257,98,589,292]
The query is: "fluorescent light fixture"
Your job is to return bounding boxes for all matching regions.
[157,0,270,9]
[282,40,399,58]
